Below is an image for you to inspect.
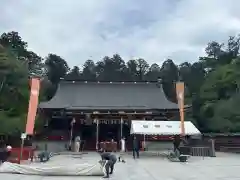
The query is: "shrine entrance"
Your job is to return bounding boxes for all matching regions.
[98,123,130,141]
[99,124,119,141]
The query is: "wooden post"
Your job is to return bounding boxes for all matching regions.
[143,117,146,151]
[69,118,75,150]
[96,118,99,150]
[93,111,100,151]
[120,117,123,138]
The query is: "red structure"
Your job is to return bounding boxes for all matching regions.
[8,147,35,164]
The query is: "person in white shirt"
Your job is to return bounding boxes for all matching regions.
[74,136,81,152]
[121,137,125,152]
[118,137,126,162]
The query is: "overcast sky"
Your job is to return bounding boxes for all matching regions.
[1,0,240,67]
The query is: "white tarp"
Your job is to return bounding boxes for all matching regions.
[130,120,201,135]
[0,162,104,176]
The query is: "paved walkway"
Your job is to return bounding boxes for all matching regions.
[1,152,240,179]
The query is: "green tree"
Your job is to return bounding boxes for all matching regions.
[0,44,29,134]
[81,60,97,81]
[0,31,44,77]
[126,59,138,81]
[45,54,69,84]
[145,63,161,81]
[44,54,69,100]
[160,59,179,102]
[65,66,81,80]
[208,94,240,132]
[95,54,127,81]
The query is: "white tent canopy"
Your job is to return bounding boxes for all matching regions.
[130,120,201,135]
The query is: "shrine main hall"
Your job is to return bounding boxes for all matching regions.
[38,81,183,150]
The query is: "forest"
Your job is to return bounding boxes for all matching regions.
[0,31,240,135]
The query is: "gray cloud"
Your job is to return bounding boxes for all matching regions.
[1,0,240,67]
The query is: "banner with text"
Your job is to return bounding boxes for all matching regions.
[25,78,40,135]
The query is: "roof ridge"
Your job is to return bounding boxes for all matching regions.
[60,80,159,85]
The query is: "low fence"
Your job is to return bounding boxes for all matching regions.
[144,140,215,157]
[179,146,213,157]
[191,147,212,157]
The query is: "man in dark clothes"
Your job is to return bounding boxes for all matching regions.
[173,135,181,152]
[173,135,188,154]
[0,145,12,163]
[133,136,140,159]
[99,150,117,178]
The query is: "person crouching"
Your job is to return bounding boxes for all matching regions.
[98,150,117,178]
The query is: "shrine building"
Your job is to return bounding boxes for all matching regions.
[38,81,186,150]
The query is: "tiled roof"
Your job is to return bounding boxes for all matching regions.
[39,81,179,110]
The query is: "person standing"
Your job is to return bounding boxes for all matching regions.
[132,136,140,159]
[0,145,12,163]
[118,137,126,162]
[74,136,81,152]
[173,135,181,152]
[121,137,126,152]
